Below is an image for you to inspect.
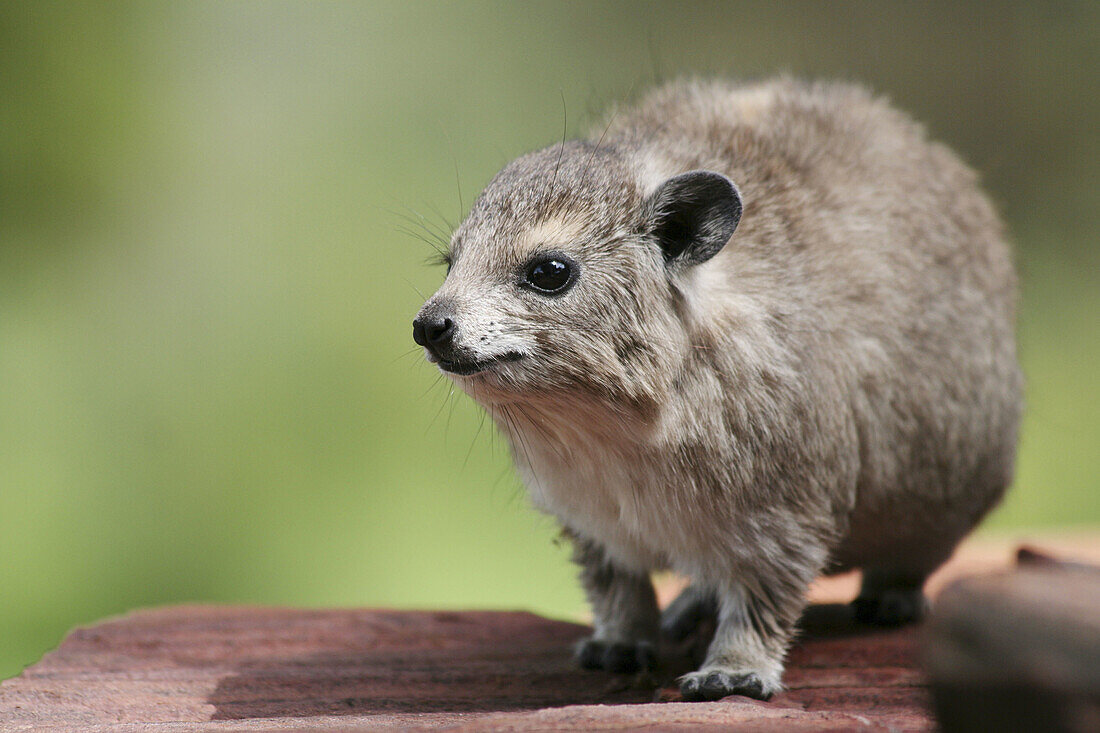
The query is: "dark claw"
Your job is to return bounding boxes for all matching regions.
[679,670,768,701]
[679,672,704,700]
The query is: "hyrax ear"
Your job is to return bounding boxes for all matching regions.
[645,170,742,266]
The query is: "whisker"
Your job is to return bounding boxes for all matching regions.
[463,408,488,469]
[426,380,454,435]
[391,346,423,365]
[392,223,448,258]
[418,371,445,400]
[400,276,426,300]
[424,200,457,238]
[439,124,465,217]
[547,89,568,202]
[405,203,452,242]
[581,80,636,186]
[444,384,458,438]
[514,402,566,463]
[394,204,452,247]
[491,462,518,499]
[392,222,444,247]
[582,105,621,184]
[386,205,452,244]
[500,405,542,497]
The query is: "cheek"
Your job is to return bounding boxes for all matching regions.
[567,272,641,332]
[569,273,673,357]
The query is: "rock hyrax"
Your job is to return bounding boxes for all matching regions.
[412,79,1022,701]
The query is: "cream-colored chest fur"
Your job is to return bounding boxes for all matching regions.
[519,434,671,571]
[494,404,715,575]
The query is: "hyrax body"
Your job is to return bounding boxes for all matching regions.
[413,79,1021,700]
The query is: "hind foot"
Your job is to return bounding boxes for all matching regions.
[575,637,656,673]
[852,588,928,626]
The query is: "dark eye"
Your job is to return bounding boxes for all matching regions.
[523,255,576,294]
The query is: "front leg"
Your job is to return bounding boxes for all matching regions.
[570,533,659,673]
[678,574,808,701]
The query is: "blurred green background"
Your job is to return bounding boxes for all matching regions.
[2,1,1097,680]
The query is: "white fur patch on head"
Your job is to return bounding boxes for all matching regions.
[518,214,589,256]
[674,259,737,323]
[632,149,678,198]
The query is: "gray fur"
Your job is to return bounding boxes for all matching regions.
[414,78,1022,700]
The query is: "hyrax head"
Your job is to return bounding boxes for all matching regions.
[413,141,741,406]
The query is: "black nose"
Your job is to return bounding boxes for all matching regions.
[412,315,455,349]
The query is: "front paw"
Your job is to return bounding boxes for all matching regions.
[677,667,777,701]
[574,637,656,673]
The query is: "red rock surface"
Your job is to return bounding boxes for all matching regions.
[2,532,1098,731]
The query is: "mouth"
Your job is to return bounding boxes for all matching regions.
[437,351,523,376]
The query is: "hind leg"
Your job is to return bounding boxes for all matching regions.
[660,583,717,641]
[852,567,930,626]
